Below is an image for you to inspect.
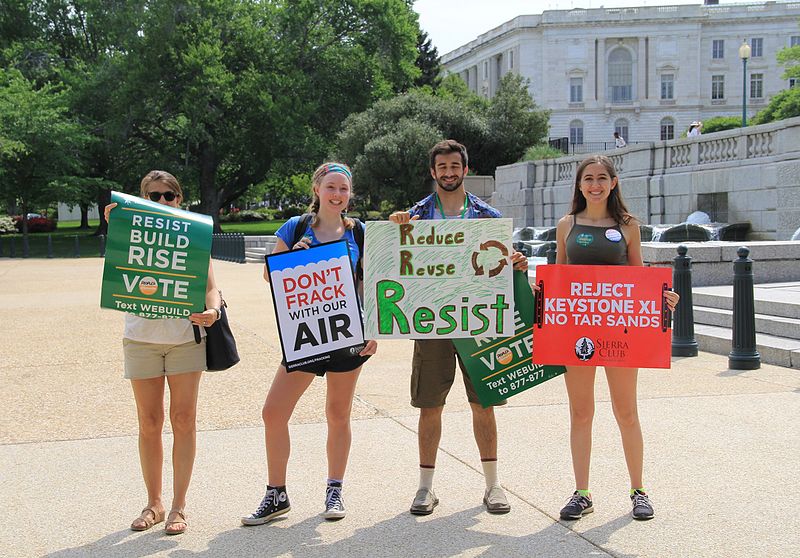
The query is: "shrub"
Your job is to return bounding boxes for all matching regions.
[0,216,16,234]
[701,116,742,134]
[237,210,266,222]
[521,143,565,161]
[277,206,305,219]
[218,211,240,223]
[13,216,57,233]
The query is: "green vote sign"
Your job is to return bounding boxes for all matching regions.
[100,191,213,319]
[453,271,566,407]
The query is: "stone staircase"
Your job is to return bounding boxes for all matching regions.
[244,235,277,263]
[691,283,800,369]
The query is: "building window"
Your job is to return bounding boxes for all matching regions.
[570,78,583,103]
[791,36,800,47]
[608,48,633,102]
[660,74,674,100]
[509,50,514,70]
[711,75,725,100]
[750,38,763,58]
[791,78,799,89]
[570,120,584,145]
[660,118,675,141]
[483,60,489,80]
[750,73,763,99]
[614,119,629,142]
[712,39,724,59]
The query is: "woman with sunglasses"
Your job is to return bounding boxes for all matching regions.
[105,170,221,535]
[242,162,377,526]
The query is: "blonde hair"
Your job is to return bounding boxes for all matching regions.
[307,162,355,229]
[139,170,183,201]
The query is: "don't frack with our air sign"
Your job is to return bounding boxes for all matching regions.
[100,191,213,319]
[363,219,515,339]
[265,240,366,371]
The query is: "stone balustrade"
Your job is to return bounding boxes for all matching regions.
[493,116,800,240]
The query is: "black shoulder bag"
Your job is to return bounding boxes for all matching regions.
[193,292,240,371]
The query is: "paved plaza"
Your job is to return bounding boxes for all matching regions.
[1,258,799,557]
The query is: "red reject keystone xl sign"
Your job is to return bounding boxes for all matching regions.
[533,265,673,369]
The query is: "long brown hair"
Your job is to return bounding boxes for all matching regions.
[307,162,355,229]
[569,155,635,225]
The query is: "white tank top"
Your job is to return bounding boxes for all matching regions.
[123,314,202,345]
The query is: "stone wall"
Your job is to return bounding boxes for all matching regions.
[493,116,800,240]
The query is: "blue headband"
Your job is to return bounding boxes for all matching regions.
[322,163,352,179]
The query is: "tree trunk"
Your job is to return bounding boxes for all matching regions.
[79,203,90,229]
[198,142,222,233]
[94,188,111,236]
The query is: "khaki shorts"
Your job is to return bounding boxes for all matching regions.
[410,339,506,408]
[123,338,206,380]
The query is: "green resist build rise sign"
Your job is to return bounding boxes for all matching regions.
[363,219,514,339]
[101,191,212,319]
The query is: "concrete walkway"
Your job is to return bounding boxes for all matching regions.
[1,259,798,557]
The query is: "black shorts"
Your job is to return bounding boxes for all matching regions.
[283,353,371,377]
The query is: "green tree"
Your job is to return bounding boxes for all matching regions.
[481,73,550,173]
[333,75,549,208]
[0,69,91,235]
[414,30,440,89]
[108,0,420,230]
[752,42,800,124]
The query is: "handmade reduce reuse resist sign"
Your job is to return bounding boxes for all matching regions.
[534,265,673,368]
[363,219,515,339]
[101,191,212,319]
[266,240,365,371]
[453,272,566,407]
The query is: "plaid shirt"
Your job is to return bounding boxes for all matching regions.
[407,192,502,220]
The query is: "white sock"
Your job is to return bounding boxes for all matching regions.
[419,467,435,491]
[482,459,500,490]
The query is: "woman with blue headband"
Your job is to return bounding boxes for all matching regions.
[242,161,377,525]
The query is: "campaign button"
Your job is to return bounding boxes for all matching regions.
[605,228,622,242]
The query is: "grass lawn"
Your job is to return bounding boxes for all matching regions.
[220,220,286,235]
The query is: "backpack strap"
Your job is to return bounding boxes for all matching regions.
[290,213,313,249]
[351,218,364,282]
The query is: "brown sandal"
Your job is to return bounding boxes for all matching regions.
[130,507,165,531]
[165,509,188,535]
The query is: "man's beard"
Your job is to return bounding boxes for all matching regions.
[436,175,464,192]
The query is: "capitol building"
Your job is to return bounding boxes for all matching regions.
[441,1,800,149]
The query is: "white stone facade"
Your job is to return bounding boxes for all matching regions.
[441,2,800,146]
[492,116,800,240]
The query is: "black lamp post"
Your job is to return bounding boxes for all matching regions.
[739,40,751,127]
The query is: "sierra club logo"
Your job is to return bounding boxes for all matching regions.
[575,337,595,361]
[576,233,593,247]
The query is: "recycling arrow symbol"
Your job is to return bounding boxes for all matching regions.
[471,240,509,277]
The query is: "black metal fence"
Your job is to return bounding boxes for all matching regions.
[549,137,645,155]
[0,234,106,258]
[211,233,246,263]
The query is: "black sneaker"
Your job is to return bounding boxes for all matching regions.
[631,489,654,520]
[560,491,594,520]
[241,486,290,526]
[322,481,346,520]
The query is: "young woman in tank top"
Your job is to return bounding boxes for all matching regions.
[554,155,679,521]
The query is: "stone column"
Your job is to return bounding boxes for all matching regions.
[597,38,606,104]
[638,37,647,101]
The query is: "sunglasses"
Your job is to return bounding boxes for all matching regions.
[148,191,177,202]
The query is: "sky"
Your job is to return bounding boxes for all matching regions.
[413,0,743,55]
